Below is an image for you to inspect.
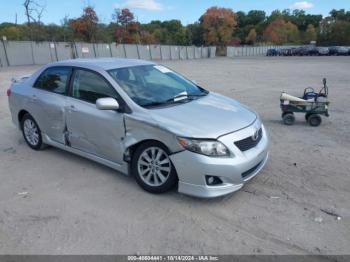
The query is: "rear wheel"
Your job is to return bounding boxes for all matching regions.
[305,113,312,121]
[131,141,178,194]
[21,114,44,150]
[282,112,295,125]
[308,114,322,127]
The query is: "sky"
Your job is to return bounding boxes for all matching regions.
[1,0,350,25]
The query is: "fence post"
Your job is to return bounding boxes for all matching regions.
[136,44,141,59]
[53,42,59,61]
[108,43,113,57]
[160,45,163,60]
[72,42,77,59]
[1,39,10,66]
[30,41,35,64]
[148,45,152,60]
[92,43,97,58]
[150,45,154,60]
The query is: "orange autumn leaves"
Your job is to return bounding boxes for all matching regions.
[200,7,237,46]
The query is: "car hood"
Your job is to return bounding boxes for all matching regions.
[148,92,257,138]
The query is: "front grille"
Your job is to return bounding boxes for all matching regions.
[242,161,262,178]
[234,128,262,152]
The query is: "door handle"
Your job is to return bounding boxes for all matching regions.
[69,105,78,112]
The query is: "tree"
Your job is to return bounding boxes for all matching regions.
[285,21,300,43]
[140,31,155,44]
[23,0,46,41]
[304,24,317,43]
[200,7,237,46]
[318,16,350,45]
[246,10,266,25]
[233,10,266,44]
[113,8,141,43]
[4,4,349,45]
[245,28,257,44]
[23,0,45,24]
[281,9,322,31]
[263,19,299,44]
[0,25,19,40]
[268,10,283,22]
[114,8,134,26]
[70,6,98,42]
[186,22,204,46]
[162,20,187,45]
[330,9,350,21]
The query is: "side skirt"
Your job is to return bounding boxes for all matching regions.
[42,134,129,175]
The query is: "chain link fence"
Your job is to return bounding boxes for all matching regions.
[0,41,217,67]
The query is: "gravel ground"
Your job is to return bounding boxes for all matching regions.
[0,57,349,255]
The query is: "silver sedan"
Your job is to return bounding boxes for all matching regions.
[7,58,269,198]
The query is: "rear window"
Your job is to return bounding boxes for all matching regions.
[34,67,71,95]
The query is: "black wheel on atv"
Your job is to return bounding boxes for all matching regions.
[305,113,312,121]
[282,112,292,118]
[308,114,322,127]
[283,112,295,125]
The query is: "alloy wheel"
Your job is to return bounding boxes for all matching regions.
[23,119,39,146]
[137,147,171,187]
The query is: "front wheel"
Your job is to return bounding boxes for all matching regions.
[308,114,322,127]
[131,141,178,194]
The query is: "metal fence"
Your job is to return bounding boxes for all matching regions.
[0,41,217,67]
[226,45,298,57]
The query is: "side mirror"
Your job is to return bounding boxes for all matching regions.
[96,98,120,111]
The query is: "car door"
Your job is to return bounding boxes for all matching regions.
[65,68,125,164]
[30,66,72,144]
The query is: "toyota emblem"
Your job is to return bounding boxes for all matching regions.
[252,129,259,141]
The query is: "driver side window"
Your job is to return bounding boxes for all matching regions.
[71,69,117,104]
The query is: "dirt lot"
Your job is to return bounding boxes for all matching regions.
[0,57,349,255]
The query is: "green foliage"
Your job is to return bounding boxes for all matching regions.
[263,19,300,44]
[304,24,317,43]
[245,28,257,44]
[318,18,350,45]
[1,6,350,46]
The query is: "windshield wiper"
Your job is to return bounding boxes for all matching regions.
[143,92,208,108]
[143,98,187,108]
[168,92,208,102]
[143,101,174,108]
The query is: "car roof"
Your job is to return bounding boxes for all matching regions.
[50,58,155,71]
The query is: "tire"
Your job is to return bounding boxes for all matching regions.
[21,114,44,150]
[283,113,295,125]
[305,113,312,121]
[282,112,291,118]
[131,141,178,194]
[308,114,322,127]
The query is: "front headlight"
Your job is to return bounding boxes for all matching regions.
[177,137,230,157]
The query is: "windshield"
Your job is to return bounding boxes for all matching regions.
[108,65,208,107]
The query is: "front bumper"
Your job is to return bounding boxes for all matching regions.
[170,123,269,198]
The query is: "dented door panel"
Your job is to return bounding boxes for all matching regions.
[65,97,125,164]
[28,88,67,144]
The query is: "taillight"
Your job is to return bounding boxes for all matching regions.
[6,89,11,97]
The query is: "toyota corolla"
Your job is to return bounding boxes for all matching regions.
[7,58,269,198]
